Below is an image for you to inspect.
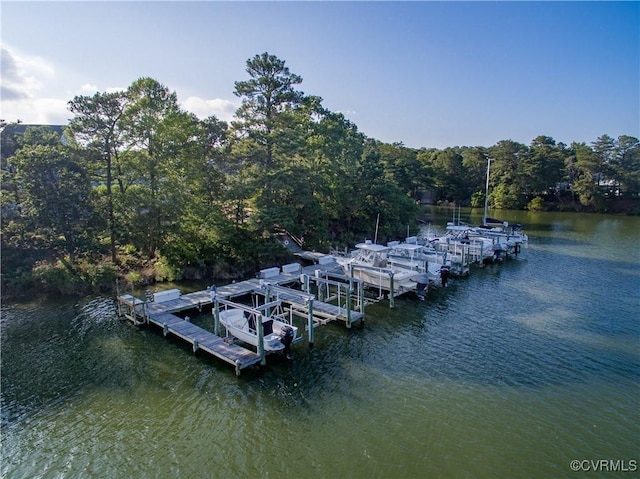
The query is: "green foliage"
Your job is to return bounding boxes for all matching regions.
[2,54,639,299]
[527,196,546,211]
[491,183,523,210]
[31,261,78,295]
[78,261,120,292]
[154,256,181,282]
[126,271,142,286]
[233,52,304,168]
[11,128,95,260]
[470,191,485,208]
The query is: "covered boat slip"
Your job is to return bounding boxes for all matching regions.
[214,263,366,330]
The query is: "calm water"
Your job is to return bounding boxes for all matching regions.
[2,210,639,478]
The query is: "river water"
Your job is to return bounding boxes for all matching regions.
[2,209,639,478]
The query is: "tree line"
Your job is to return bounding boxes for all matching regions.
[1,52,638,295]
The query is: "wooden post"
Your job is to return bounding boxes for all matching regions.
[131,283,135,322]
[258,286,268,365]
[213,298,220,337]
[346,283,352,328]
[317,270,324,302]
[141,301,148,325]
[389,272,395,308]
[360,278,365,325]
[307,299,314,347]
[115,279,122,317]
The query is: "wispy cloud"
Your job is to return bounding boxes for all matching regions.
[79,83,99,94]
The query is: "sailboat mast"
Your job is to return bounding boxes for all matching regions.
[483,157,492,226]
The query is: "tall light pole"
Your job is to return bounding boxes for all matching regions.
[483,157,492,226]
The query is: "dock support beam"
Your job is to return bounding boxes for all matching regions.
[116,279,122,317]
[257,315,266,366]
[346,284,352,328]
[258,286,267,366]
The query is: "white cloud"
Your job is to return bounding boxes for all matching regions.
[1,97,71,124]
[0,43,237,126]
[0,44,127,124]
[181,96,237,123]
[1,43,55,102]
[0,43,70,124]
[79,83,99,94]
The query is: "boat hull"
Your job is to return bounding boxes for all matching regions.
[344,265,419,294]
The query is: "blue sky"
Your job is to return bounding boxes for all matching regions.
[1,1,638,149]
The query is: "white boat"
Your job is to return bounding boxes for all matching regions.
[440,224,497,263]
[217,308,297,352]
[386,240,452,287]
[422,157,528,263]
[336,241,423,296]
[478,220,529,252]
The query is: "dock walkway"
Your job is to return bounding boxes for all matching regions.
[146,312,261,376]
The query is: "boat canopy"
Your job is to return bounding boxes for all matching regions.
[355,242,389,253]
[390,243,424,252]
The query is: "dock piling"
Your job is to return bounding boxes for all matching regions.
[307,299,314,347]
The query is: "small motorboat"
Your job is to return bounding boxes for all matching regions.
[217,308,297,352]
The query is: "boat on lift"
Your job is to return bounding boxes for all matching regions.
[217,307,297,353]
[386,239,452,287]
[335,241,424,297]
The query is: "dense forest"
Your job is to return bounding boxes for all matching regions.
[1,53,639,297]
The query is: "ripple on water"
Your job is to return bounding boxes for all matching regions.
[2,213,639,478]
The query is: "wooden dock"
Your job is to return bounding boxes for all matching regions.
[146,312,262,376]
[117,292,261,375]
[116,260,365,375]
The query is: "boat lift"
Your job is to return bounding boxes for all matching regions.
[213,296,302,366]
[300,269,366,325]
[347,263,417,308]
